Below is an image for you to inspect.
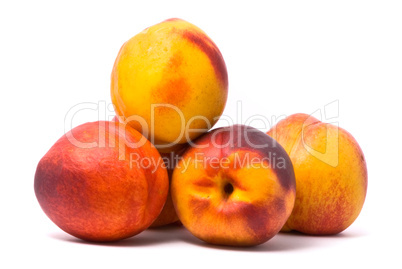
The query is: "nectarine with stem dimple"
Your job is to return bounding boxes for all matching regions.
[171,125,296,247]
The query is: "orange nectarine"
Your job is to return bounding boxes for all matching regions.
[171,125,296,246]
[150,144,188,227]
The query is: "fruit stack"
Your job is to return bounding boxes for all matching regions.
[34,19,368,247]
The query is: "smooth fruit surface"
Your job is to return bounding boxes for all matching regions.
[150,144,188,227]
[111,18,228,148]
[34,121,169,241]
[171,125,296,246]
[267,113,368,235]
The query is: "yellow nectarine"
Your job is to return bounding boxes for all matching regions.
[268,113,368,235]
[111,18,228,150]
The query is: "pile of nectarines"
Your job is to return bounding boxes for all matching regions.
[34,18,367,247]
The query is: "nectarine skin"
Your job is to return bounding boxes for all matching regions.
[150,145,188,227]
[171,125,296,246]
[268,113,368,235]
[111,18,228,148]
[34,121,169,241]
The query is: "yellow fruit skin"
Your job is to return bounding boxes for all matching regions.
[268,113,368,235]
[111,18,228,148]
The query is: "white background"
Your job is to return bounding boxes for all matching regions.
[1,0,401,268]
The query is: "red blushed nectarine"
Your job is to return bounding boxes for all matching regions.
[34,121,169,242]
[171,125,296,247]
[150,144,188,227]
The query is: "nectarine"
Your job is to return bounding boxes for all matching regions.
[171,125,296,246]
[267,113,368,235]
[34,121,169,241]
[150,144,188,227]
[111,18,228,150]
